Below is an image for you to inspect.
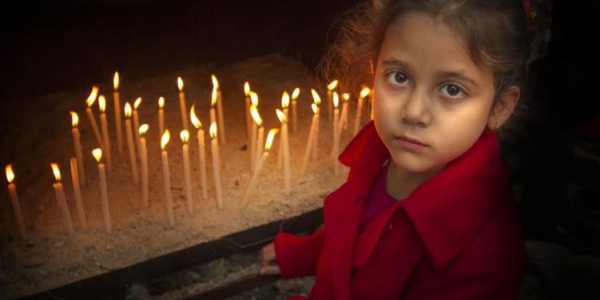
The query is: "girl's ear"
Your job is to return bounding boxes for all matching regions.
[489,86,520,130]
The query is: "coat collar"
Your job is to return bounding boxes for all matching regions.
[338,121,513,268]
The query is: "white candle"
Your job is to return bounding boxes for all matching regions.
[69,157,87,230]
[276,109,291,195]
[92,149,111,233]
[244,82,251,139]
[353,87,370,136]
[139,124,149,208]
[181,130,193,214]
[340,93,350,131]
[243,128,278,207]
[85,85,104,149]
[209,122,224,210]
[160,130,175,226]
[158,97,165,141]
[326,80,338,121]
[113,72,124,154]
[133,98,142,164]
[301,104,319,176]
[311,89,322,161]
[249,93,259,172]
[212,75,226,145]
[5,164,26,240]
[278,92,290,170]
[99,95,112,173]
[291,87,300,134]
[177,77,189,131]
[69,111,86,186]
[124,103,139,184]
[51,163,75,236]
[191,106,208,199]
[331,92,340,160]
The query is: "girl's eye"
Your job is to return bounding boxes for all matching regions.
[386,71,409,85]
[440,83,466,99]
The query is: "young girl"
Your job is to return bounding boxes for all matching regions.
[261,0,531,299]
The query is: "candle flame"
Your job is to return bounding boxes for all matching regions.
[161,129,170,150]
[360,87,371,98]
[265,128,279,151]
[139,124,149,136]
[124,102,132,118]
[177,77,184,91]
[333,92,339,108]
[342,93,350,101]
[86,85,99,107]
[292,87,300,100]
[190,104,202,129]
[250,105,262,127]
[134,97,142,109]
[276,109,287,123]
[311,89,321,105]
[98,95,106,112]
[312,103,319,114]
[211,86,218,107]
[282,91,290,108]
[69,111,79,127]
[50,163,61,181]
[158,97,165,108]
[327,80,338,90]
[211,75,219,90]
[209,122,217,139]
[180,130,189,143]
[244,81,250,96]
[250,92,258,106]
[113,72,119,90]
[5,164,15,183]
[92,148,102,162]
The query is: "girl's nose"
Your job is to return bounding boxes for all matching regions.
[400,89,431,127]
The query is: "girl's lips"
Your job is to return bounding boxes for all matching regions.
[393,135,429,151]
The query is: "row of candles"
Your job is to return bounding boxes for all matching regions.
[4,72,372,239]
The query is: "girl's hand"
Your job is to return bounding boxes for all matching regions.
[259,242,281,275]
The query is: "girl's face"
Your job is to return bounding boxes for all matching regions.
[373,12,497,175]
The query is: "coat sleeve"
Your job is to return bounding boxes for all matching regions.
[273,226,326,279]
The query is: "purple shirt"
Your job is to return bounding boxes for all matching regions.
[360,164,397,231]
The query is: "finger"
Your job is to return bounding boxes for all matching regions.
[259,264,281,275]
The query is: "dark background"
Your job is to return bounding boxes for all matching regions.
[1,0,358,101]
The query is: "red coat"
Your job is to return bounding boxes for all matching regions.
[274,121,528,300]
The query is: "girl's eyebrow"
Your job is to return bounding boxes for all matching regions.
[382,58,479,88]
[381,58,412,71]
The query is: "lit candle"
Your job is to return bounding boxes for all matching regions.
[85,85,104,149]
[278,91,290,169]
[124,102,139,184]
[276,109,291,195]
[353,87,371,136]
[249,92,259,172]
[181,130,193,214]
[69,157,87,229]
[244,81,252,139]
[291,87,300,134]
[113,72,124,154]
[301,104,319,176]
[209,122,224,210]
[331,92,340,159]
[311,89,322,161]
[139,124,149,208]
[50,163,75,236]
[92,148,111,233]
[191,105,208,200]
[133,97,142,162]
[5,164,26,240]
[177,77,189,131]
[251,106,264,173]
[243,128,278,207]
[69,111,86,186]
[99,95,112,173]
[212,75,226,145]
[340,93,350,131]
[160,130,175,226]
[326,80,338,121]
[158,96,165,140]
